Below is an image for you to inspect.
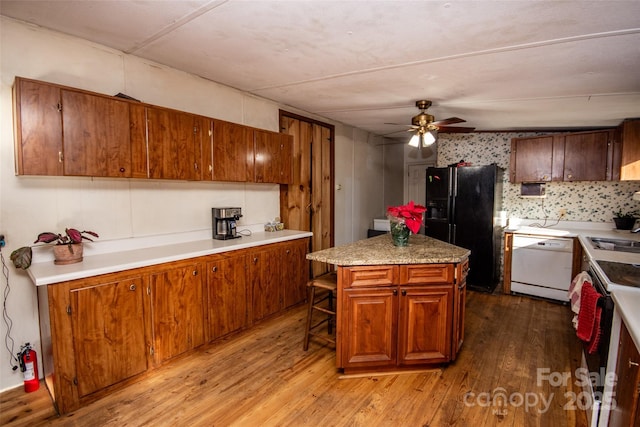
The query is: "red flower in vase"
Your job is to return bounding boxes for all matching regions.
[386,201,426,234]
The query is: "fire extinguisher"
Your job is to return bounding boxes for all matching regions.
[17,343,39,393]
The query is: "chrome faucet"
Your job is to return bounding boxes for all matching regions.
[632,227,640,233]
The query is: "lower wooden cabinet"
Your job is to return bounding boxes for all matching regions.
[609,321,640,427]
[149,262,206,363]
[338,262,467,373]
[398,285,453,365]
[38,237,309,414]
[206,252,249,341]
[70,276,147,398]
[38,273,149,414]
[249,244,283,322]
[282,238,309,309]
[342,287,397,367]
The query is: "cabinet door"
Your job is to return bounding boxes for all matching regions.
[452,280,466,360]
[209,120,253,182]
[563,131,610,181]
[249,245,282,322]
[150,263,205,362]
[61,90,131,177]
[282,239,309,309]
[618,119,640,181]
[342,287,397,368]
[398,285,453,365]
[13,78,63,175]
[609,321,640,427]
[254,130,293,184]
[254,130,280,183]
[510,136,553,183]
[70,277,147,397]
[146,107,202,180]
[206,253,248,341]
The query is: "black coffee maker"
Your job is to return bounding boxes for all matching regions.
[212,207,242,240]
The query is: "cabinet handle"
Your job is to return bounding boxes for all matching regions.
[286,249,290,254]
[393,289,398,296]
[253,257,258,264]
[212,266,217,272]
[120,167,125,173]
[630,359,639,368]
[58,151,63,163]
[401,289,407,296]
[193,270,198,276]
[129,284,136,291]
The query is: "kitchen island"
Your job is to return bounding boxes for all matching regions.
[307,234,470,374]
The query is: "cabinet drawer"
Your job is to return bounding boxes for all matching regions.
[342,266,397,287]
[400,264,454,285]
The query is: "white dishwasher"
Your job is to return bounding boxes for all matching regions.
[510,234,573,302]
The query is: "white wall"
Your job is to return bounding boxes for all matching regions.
[0,18,400,391]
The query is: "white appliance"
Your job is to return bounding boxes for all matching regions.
[510,234,574,301]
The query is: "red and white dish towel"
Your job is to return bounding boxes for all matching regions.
[568,271,592,329]
[576,282,603,354]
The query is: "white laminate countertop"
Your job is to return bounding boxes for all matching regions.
[27,229,313,286]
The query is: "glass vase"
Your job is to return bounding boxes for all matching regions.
[390,221,410,247]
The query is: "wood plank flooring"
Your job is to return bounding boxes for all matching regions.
[0,291,589,427]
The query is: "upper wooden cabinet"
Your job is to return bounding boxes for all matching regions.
[146,107,208,181]
[510,135,554,182]
[207,119,253,182]
[562,130,613,181]
[13,77,292,184]
[61,89,132,177]
[614,118,640,181]
[254,130,293,184]
[13,78,64,175]
[13,77,133,177]
[511,129,616,182]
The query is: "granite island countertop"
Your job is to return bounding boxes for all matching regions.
[306,234,470,266]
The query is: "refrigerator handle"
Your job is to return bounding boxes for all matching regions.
[452,224,456,244]
[451,168,458,198]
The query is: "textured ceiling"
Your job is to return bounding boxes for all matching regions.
[2,0,640,140]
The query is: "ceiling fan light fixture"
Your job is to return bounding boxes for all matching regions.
[408,129,437,148]
[424,130,437,146]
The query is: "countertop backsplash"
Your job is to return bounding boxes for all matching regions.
[437,132,640,223]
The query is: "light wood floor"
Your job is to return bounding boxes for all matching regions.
[0,291,588,427]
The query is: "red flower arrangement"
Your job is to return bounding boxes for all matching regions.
[386,201,426,234]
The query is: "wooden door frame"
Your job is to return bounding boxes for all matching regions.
[278,110,335,259]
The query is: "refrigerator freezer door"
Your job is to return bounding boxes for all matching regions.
[453,165,500,290]
[425,167,452,242]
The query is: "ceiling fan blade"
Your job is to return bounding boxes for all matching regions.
[437,126,476,133]
[431,117,466,126]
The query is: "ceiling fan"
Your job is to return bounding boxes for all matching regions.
[404,100,475,148]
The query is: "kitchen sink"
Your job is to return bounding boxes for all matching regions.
[589,237,640,254]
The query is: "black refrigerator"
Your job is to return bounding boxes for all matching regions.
[425,164,503,292]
